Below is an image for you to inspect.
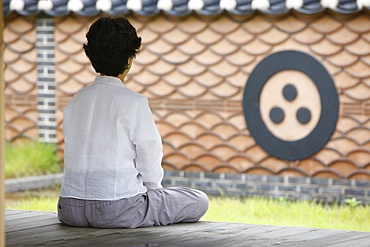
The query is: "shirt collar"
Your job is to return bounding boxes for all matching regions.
[94,76,126,88]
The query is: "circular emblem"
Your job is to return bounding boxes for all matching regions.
[243,50,339,161]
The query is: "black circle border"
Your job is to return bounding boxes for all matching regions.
[242,50,339,161]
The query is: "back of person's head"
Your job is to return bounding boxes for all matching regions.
[83,17,142,77]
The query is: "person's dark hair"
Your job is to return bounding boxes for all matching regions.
[83,17,142,77]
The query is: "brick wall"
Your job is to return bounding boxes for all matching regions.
[36,17,56,143]
[164,171,370,204]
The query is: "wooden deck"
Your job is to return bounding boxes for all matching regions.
[5,210,370,247]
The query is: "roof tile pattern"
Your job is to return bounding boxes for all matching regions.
[4,15,38,142]
[5,11,368,179]
[4,10,370,179]
[53,13,370,179]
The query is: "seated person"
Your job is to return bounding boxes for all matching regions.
[58,17,208,228]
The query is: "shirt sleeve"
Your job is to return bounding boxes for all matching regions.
[130,97,163,189]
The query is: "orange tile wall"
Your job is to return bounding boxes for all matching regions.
[5,12,370,179]
[4,15,38,142]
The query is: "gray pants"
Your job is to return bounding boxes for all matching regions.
[58,187,209,228]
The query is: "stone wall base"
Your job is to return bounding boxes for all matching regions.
[5,171,370,205]
[163,171,370,204]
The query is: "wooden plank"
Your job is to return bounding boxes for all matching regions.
[96,223,244,244]
[7,223,158,246]
[8,214,197,246]
[0,1,5,246]
[69,223,276,246]
[215,226,316,247]
[5,211,54,221]
[136,224,265,247]
[171,225,301,247]
[6,212,56,225]
[41,222,227,247]
[23,222,212,246]
[6,220,58,233]
[4,210,27,216]
[96,225,324,247]
[41,226,223,247]
[95,224,370,247]
[6,217,59,233]
[249,225,320,238]
[5,211,370,246]
[6,223,92,239]
[285,231,370,247]
[5,209,49,215]
[8,225,152,247]
[325,235,370,247]
[6,225,123,246]
[273,227,342,242]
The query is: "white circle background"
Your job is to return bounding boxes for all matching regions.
[260,70,322,141]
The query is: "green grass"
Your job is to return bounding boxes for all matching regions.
[5,193,370,232]
[7,196,59,212]
[6,187,60,212]
[5,141,62,179]
[202,196,370,232]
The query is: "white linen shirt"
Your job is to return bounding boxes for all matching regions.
[60,76,164,200]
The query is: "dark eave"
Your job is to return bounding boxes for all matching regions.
[3,0,370,17]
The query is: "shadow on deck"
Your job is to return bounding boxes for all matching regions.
[5,210,370,247]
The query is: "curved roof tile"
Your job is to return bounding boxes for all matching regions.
[3,0,370,17]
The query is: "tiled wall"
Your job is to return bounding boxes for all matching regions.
[4,12,370,181]
[4,15,38,142]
